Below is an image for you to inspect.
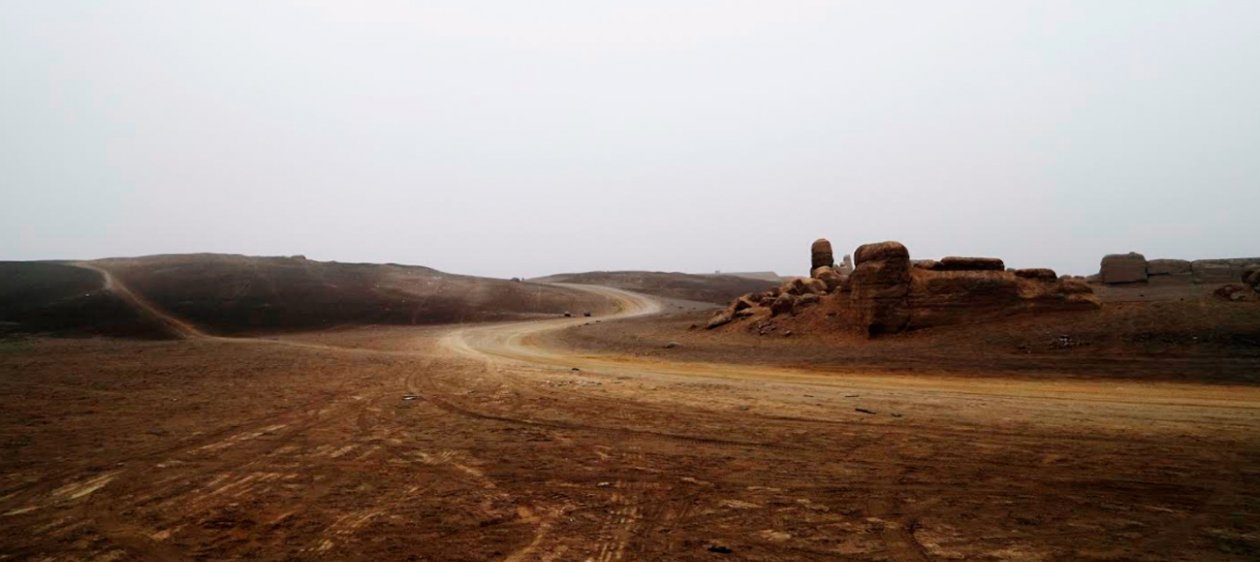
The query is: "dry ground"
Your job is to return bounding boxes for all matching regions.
[2,286,1259,561]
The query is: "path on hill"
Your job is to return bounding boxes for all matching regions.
[74,262,207,339]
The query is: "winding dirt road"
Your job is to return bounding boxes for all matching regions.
[2,272,1259,560]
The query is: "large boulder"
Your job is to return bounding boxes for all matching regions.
[812,266,845,292]
[705,309,734,329]
[811,239,834,271]
[770,293,797,316]
[1100,252,1148,284]
[1147,259,1191,276]
[786,277,826,296]
[849,241,912,335]
[934,256,1006,271]
[854,241,910,265]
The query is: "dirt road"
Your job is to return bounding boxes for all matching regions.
[2,280,1259,560]
[73,262,206,339]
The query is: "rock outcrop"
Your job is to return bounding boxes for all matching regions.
[1100,253,1148,284]
[811,239,834,271]
[850,241,913,335]
[709,239,1101,337]
[1098,254,1260,285]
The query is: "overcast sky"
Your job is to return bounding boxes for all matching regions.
[3,1,1257,277]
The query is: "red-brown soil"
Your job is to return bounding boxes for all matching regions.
[1,275,1259,560]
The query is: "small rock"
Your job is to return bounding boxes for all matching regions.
[707,545,733,554]
[664,342,680,349]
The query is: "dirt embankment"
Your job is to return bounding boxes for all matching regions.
[1,254,618,338]
[531,271,776,305]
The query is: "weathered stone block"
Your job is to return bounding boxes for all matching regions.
[1100,252,1147,284]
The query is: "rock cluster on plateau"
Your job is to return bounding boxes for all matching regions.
[708,238,1100,337]
[1098,253,1260,285]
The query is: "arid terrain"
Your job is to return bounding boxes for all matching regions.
[531,271,778,305]
[2,256,1260,561]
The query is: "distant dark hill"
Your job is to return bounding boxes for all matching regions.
[0,261,171,338]
[532,271,778,305]
[1,254,616,338]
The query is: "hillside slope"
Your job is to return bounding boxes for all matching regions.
[1,254,616,337]
[0,261,172,338]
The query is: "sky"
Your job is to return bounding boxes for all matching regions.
[2,1,1258,278]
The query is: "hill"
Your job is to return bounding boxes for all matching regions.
[1,254,616,338]
[0,261,171,338]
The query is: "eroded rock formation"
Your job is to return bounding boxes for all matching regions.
[811,239,834,271]
[1100,253,1148,284]
[850,241,913,335]
[1098,253,1260,285]
[709,239,1100,337]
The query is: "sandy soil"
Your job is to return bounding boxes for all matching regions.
[2,284,1259,560]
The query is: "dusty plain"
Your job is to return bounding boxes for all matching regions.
[2,281,1260,561]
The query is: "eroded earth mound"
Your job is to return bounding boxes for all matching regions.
[709,239,1100,337]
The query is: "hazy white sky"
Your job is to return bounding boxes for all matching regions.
[3,1,1258,277]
